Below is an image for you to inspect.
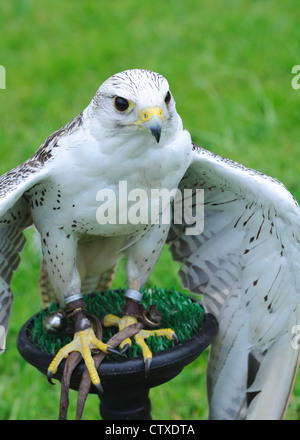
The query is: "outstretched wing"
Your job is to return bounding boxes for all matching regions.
[168,144,300,419]
[0,112,84,348]
[0,159,50,352]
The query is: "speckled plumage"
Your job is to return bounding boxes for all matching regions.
[1,69,300,419]
[0,68,192,324]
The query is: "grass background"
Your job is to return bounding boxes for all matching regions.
[0,0,300,420]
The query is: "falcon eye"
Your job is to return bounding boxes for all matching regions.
[164,91,171,105]
[114,96,130,112]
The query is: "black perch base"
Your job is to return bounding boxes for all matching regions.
[17,311,218,420]
[99,387,152,420]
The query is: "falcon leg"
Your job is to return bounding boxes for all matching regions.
[47,295,120,394]
[103,288,178,376]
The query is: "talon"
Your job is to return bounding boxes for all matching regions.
[104,306,177,380]
[145,357,152,378]
[47,370,55,385]
[103,298,177,380]
[119,342,130,355]
[172,333,179,344]
[46,327,112,389]
[94,381,104,396]
[106,346,122,356]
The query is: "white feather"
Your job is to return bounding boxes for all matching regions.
[169,145,300,419]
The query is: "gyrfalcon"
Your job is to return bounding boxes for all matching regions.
[0,69,300,419]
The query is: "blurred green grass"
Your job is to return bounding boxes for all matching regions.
[0,0,300,420]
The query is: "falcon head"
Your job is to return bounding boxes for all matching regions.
[89,69,180,145]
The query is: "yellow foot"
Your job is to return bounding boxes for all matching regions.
[103,314,178,376]
[47,326,119,394]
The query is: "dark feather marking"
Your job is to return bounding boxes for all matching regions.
[263,266,282,304]
[256,217,265,240]
[243,211,256,227]
[234,212,244,228]
[211,198,238,206]
[0,112,83,204]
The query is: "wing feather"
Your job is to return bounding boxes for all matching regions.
[0,160,48,217]
[0,140,54,349]
[0,111,84,339]
[0,197,32,352]
[0,111,83,217]
[168,144,300,419]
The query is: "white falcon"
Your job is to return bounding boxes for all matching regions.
[0,69,300,419]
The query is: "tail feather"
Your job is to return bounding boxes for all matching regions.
[39,258,118,307]
[247,330,300,419]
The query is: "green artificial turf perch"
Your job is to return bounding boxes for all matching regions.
[28,287,206,358]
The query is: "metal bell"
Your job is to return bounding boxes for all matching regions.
[43,311,66,333]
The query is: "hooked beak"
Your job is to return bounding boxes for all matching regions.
[146,116,162,143]
[130,107,164,143]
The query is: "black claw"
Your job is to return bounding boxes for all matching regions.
[94,382,103,396]
[119,343,130,355]
[106,346,122,356]
[47,370,55,385]
[172,333,179,344]
[145,357,152,378]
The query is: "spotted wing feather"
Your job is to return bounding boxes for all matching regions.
[168,145,300,419]
[0,196,33,352]
[0,142,55,350]
[0,113,84,346]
